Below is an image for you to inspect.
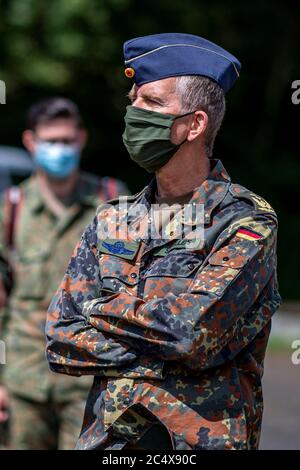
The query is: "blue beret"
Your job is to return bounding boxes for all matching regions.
[123,33,241,93]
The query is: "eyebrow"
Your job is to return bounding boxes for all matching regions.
[143,93,166,105]
[127,89,166,105]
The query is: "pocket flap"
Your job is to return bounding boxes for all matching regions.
[100,253,139,286]
[145,253,202,278]
[208,245,250,269]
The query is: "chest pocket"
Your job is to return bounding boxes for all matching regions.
[12,256,48,300]
[99,253,140,295]
[12,238,52,300]
[143,251,203,300]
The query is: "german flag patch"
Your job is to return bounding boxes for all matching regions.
[236,228,262,241]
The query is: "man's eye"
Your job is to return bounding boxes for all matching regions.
[43,139,75,145]
[146,98,164,106]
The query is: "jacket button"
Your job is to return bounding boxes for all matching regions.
[223,256,229,261]
[130,272,137,279]
[188,263,195,270]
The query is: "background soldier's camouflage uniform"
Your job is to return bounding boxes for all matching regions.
[46,159,281,450]
[0,171,129,449]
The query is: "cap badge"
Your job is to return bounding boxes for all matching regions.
[125,67,135,78]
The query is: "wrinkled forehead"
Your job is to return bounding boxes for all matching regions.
[129,77,178,99]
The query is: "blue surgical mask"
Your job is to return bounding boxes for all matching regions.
[34,141,80,179]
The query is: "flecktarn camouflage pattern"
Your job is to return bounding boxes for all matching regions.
[46,159,281,450]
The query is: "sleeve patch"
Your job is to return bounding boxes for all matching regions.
[236,228,262,241]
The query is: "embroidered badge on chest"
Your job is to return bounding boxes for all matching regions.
[99,240,140,260]
[153,238,202,257]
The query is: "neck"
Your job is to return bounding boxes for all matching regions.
[36,170,79,200]
[36,170,79,218]
[155,143,210,198]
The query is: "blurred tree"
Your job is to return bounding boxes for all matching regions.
[0,0,299,299]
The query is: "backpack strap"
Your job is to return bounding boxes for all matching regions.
[3,186,22,249]
[98,176,119,202]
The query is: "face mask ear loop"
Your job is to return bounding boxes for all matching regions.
[173,110,197,121]
[172,110,196,146]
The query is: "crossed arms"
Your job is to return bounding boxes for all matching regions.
[46,212,280,376]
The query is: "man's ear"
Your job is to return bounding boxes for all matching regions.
[188,110,208,142]
[78,128,88,150]
[22,130,36,155]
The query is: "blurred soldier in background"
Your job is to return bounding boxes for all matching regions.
[0,97,130,449]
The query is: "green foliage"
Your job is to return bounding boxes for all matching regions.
[0,0,129,87]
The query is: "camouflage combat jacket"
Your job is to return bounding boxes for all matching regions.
[0,172,129,402]
[46,159,281,449]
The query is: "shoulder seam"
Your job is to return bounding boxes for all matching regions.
[229,185,276,215]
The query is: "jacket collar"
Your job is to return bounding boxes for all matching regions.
[190,158,231,224]
[132,158,231,225]
[29,172,99,215]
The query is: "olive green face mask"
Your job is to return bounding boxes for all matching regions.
[122,105,194,173]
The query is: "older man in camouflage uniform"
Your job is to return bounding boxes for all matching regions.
[46,34,281,450]
[0,97,129,449]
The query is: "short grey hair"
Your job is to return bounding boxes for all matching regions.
[175,76,226,157]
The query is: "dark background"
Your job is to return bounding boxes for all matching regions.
[0,0,299,299]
